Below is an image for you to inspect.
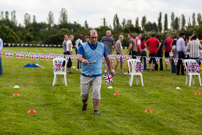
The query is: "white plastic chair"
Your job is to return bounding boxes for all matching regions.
[184,59,201,86]
[52,58,67,86]
[127,59,144,86]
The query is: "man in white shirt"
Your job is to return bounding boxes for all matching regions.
[65,35,74,73]
[0,37,3,75]
[75,34,83,70]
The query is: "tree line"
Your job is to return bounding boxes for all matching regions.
[0,8,202,46]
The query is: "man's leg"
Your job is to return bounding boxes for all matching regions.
[92,77,101,115]
[120,58,123,72]
[80,76,91,111]
[104,60,107,73]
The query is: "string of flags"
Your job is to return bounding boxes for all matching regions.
[3,43,63,47]
[1,50,202,66]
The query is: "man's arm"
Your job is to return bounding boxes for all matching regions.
[162,40,166,52]
[69,43,72,55]
[105,56,115,76]
[116,45,120,54]
[125,43,132,55]
[77,54,89,65]
[187,43,190,51]
[157,43,162,51]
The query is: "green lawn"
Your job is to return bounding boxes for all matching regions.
[0,47,202,135]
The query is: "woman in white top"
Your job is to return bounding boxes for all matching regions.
[64,35,74,73]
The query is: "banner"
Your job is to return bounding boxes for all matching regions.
[174,58,178,66]
[165,58,169,65]
[155,57,160,65]
[146,57,150,64]
[20,52,24,60]
[116,55,121,62]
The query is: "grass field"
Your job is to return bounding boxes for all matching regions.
[0,47,202,135]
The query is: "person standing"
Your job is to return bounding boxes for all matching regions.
[140,36,147,70]
[0,36,3,76]
[63,35,68,54]
[83,35,89,42]
[162,34,173,70]
[65,35,74,74]
[176,33,186,75]
[134,33,142,56]
[114,35,124,73]
[77,30,115,115]
[187,35,202,65]
[171,40,177,74]
[155,38,163,71]
[100,30,115,74]
[146,33,161,71]
[125,33,137,58]
[75,34,83,70]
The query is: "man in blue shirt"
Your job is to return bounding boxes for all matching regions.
[77,30,115,115]
[0,36,3,76]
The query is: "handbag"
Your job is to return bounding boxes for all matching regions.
[169,52,174,57]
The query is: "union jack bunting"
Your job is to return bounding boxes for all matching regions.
[137,56,141,60]
[8,44,10,47]
[21,44,24,46]
[135,62,144,72]
[40,54,44,61]
[0,50,3,57]
[116,55,121,62]
[122,55,125,61]
[9,51,14,59]
[12,44,15,46]
[30,53,34,61]
[103,73,113,84]
[186,62,200,73]
[127,55,132,60]
[25,53,29,60]
[146,57,150,64]
[5,51,9,58]
[54,60,63,71]
[110,55,115,62]
[16,52,20,60]
[165,58,169,65]
[17,44,19,46]
[173,58,178,66]
[20,52,24,60]
[45,54,49,61]
[70,55,74,62]
[35,53,39,61]
[50,54,54,62]
[102,56,105,63]
[155,57,160,65]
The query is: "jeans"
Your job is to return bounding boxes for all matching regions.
[140,51,147,69]
[177,52,185,75]
[0,57,3,75]
[155,53,163,71]
[172,59,176,74]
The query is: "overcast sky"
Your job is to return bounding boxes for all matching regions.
[0,0,202,28]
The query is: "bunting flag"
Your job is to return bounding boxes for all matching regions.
[38,44,40,47]
[50,54,54,62]
[0,50,3,57]
[21,44,24,46]
[17,44,19,46]
[8,43,11,47]
[4,43,6,46]
[155,57,160,65]
[5,51,9,58]
[30,53,34,61]
[127,55,132,60]
[182,59,185,67]
[9,51,14,59]
[30,44,32,46]
[54,54,59,58]
[122,55,125,61]
[20,52,24,60]
[25,44,28,46]
[45,54,49,61]
[102,56,105,63]
[25,53,29,60]
[110,55,115,63]
[58,55,63,58]
[135,62,144,72]
[40,54,44,61]
[174,58,178,66]
[46,45,48,47]
[117,55,121,62]
[137,56,141,60]
[165,58,169,65]
[35,53,39,61]
[16,52,20,60]
[70,55,74,62]
[12,43,15,46]
[42,44,44,47]
[146,57,150,64]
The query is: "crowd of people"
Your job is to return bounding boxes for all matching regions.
[62,30,202,75]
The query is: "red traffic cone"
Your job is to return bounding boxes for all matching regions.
[13,93,19,96]
[195,92,200,95]
[145,109,152,113]
[114,92,120,95]
[27,109,36,113]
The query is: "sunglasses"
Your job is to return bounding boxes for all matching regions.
[90,37,97,39]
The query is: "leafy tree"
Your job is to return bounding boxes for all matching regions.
[11,10,17,25]
[141,16,146,31]
[33,15,36,23]
[59,8,68,24]
[173,17,179,30]
[158,12,162,32]
[103,18,107,26]
[192,13,196,26]
[135,17,139,27]
[113,14,121,31]
[164,14,168,31]
[181,14,186,30]
[145,21,158,32]
[197,13,201,25]
[0,11,4,20]
[5,11,9,20]
[24,13,31,26]
[47,11,54,27]
[126,19,132,27]
[84,20,89,29]
[171,12,175,30]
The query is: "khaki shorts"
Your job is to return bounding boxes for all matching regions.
[80,76,101,100]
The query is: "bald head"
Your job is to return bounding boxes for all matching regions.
[119,35,124,41]
[106,30,111,36]
[88,30,98,45]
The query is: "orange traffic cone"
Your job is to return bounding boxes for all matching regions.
[145,109,152,113]
[27,109,37,113]
[195,92,200,95]
[114,93,120,95]
[13,93,19,96]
